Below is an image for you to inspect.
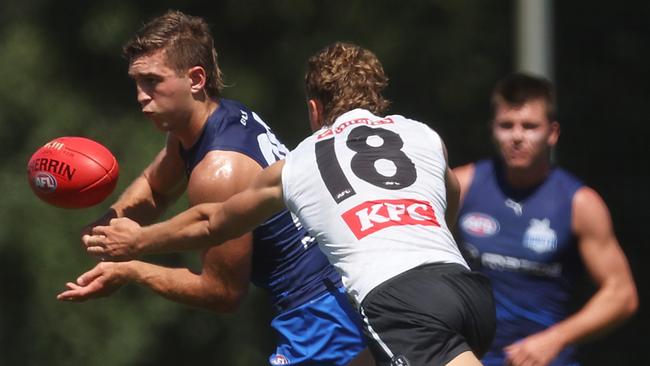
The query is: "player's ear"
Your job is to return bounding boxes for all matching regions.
[548,120,560,146]
[307,99,324,131]
[188,66,207,94]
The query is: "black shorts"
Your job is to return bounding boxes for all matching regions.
[359,263,495,366]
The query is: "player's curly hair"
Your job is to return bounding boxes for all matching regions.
[491,72,556,121]
[122,10,225,98]
[305,42,391,126]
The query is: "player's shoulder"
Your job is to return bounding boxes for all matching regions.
[215,98,259,127]
[189,150,262,203]
[572,185,607,213]
[571,185,613,237]
[388,113,436,132]
[549,166,584,197]
[452,163,476,193]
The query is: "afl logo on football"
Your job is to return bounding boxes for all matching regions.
[33,172,57,193]
[461,213,499,237]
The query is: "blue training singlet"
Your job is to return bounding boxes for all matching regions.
[179,99,342,312]
[458,159,584,366]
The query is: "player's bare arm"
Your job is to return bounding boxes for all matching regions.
[451,163,475,204]
[174,150,258,312]
[504,186,638,366]
[81,134,187,239]
[442,141,461,231]
[112,134,187,223]
[67,151,261,312]
[86,160,286,259]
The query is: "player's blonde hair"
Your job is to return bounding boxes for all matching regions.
[305,42,390,126]
[122,10,225,99]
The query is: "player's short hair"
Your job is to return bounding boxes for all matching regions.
[122,10,224,98]
[305,42,390,126]
[491,72,556,121]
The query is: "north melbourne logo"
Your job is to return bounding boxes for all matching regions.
[342,198,440,239]
[524,218,557,254]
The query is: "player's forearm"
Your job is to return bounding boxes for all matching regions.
[112,175,180,225]
[126,260,242,312]
[543,276,638,347]
[137,190,271,255]
[136,203,226,254]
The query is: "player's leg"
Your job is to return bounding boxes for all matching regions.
[446,351,483,366]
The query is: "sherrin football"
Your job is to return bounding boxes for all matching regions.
[27,137,119,208]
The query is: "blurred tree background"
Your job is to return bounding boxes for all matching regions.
[0,1,647,365]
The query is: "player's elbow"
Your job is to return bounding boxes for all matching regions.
[206,291,244,313]
[620,281,639,319]
[608,275,639,322]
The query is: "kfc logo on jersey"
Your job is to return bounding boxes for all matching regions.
[342,198,440,239]
[460,213,500,237]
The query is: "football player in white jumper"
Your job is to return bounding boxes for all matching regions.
[84,42,496,366]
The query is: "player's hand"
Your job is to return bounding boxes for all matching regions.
[80,208,118,246]
[504,330,565,366]
[83,217,143,261]
[56,261,131,302]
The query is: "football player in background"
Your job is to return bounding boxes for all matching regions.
[453,72,638,366]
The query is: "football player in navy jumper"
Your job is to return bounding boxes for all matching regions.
[454,72,638,366]
[58,11,370,366]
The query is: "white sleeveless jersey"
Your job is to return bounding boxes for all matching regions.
[282,109,468,305]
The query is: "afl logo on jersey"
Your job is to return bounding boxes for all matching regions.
[460,213,499,237]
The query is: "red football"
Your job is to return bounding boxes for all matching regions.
[27,137,119,209]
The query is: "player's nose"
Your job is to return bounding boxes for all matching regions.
[511,126,524,141]
[135,86,152,107]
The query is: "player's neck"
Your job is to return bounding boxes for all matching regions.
[176,98,219,149]
[504,160,552,189]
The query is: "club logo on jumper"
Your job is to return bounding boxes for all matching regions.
[391,354,411,366]
[523,218,557,254]
[460,213,499,237]
[342,198,440,239]
[270,354,290,365]
[33,172,57,193]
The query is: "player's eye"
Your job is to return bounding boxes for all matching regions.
[134,75,161,90]
[142,77,160,86]
[496,121,513,129]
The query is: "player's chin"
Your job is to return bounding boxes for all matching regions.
[503,156,531,169]
[148,117,171,131]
